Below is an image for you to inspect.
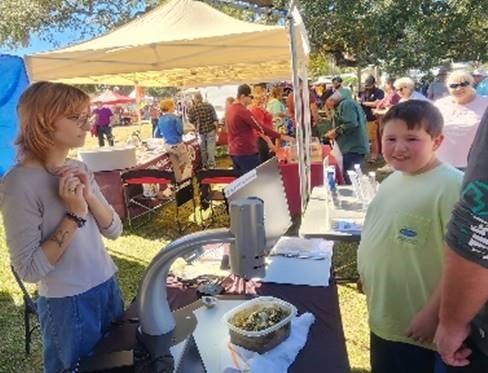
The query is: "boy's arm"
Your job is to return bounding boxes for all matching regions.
[406,280,442,344]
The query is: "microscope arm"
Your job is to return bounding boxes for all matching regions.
[136,228,235,336]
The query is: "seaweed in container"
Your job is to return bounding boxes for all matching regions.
[230,305,290,331]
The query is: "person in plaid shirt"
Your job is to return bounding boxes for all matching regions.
[188,92,218,168]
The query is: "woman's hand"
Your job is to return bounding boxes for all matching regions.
[326,129,337,140]
[53,165,93,202]
[59,174,88,217]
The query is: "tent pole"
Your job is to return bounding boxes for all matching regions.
[287,0,311,216]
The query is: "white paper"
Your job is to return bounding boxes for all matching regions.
[192,300,247,373]
[258,256,331,287]
[224,169,257,198]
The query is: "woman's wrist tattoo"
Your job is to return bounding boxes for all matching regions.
[49,230,69,247]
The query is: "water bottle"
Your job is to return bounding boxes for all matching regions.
[327,166,336,192]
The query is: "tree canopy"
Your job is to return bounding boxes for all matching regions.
[295,0,487,73]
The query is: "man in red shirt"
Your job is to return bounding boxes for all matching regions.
[227,84,290,174]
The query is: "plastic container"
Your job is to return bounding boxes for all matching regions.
[223,296,297,353]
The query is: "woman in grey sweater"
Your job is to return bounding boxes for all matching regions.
[0,82,124,372]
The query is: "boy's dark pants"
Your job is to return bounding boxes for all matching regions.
[371,333,446,373]
[446,339,488,373]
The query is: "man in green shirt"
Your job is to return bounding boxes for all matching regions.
[325,91,369,184]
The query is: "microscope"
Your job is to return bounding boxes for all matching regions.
[134,196,267,372]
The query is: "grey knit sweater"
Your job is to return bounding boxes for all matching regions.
[0,159,122,298]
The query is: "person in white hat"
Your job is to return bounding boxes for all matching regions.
[472,67,488,96]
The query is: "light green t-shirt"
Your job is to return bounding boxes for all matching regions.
[266,98,286,117]
[357,163,463,349]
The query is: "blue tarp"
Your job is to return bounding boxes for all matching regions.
[0,55,29,176]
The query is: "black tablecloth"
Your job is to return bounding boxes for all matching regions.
[89,275,350,373]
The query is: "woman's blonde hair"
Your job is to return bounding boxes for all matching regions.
[15,81,90,163]
[446,70,475,86]
[393,77,415,90]
[159,98,175,112]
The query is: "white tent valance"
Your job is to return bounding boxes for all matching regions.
[25,0,291,87]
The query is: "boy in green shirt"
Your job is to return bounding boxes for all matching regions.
[358,100,464,372]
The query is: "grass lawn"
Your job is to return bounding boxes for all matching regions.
[0,123,371,372]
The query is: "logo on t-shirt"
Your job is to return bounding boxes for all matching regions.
[398,227,418,244]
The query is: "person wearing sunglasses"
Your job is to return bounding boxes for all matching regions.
[394,77,429,102]
[1,82,124,372]
[434,70,488,169]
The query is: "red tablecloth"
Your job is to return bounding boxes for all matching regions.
[279,145,343,215]
[94,137,201,218]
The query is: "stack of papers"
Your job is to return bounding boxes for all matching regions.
[269,236,333,260]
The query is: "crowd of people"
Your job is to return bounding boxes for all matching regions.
[1,64,488,373]
[148,67,488,188]
[354,70,488,373]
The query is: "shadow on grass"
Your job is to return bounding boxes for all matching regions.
[111,253,152,308]
[0,290,43,373]
[333,241,360,283]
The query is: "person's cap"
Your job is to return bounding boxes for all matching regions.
[237,84,252,97]
[332,76,343,83]
[472,68,487,77]
[365,75,376,87]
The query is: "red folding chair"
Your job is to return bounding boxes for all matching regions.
[121,169,195,232]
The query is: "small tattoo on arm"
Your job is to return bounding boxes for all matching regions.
[49,230,69,247]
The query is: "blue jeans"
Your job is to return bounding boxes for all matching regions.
[371,333,446,373]
[231,154,260,175]
[342,152,365,184]
[37,276,124,373]
[199,130,216,168]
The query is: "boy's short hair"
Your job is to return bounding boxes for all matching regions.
[381,100,443,137]
[16,81,90,163]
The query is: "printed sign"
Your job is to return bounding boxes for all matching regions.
[223,169,257,198]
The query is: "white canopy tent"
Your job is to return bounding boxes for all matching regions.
[25,0,290,87]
